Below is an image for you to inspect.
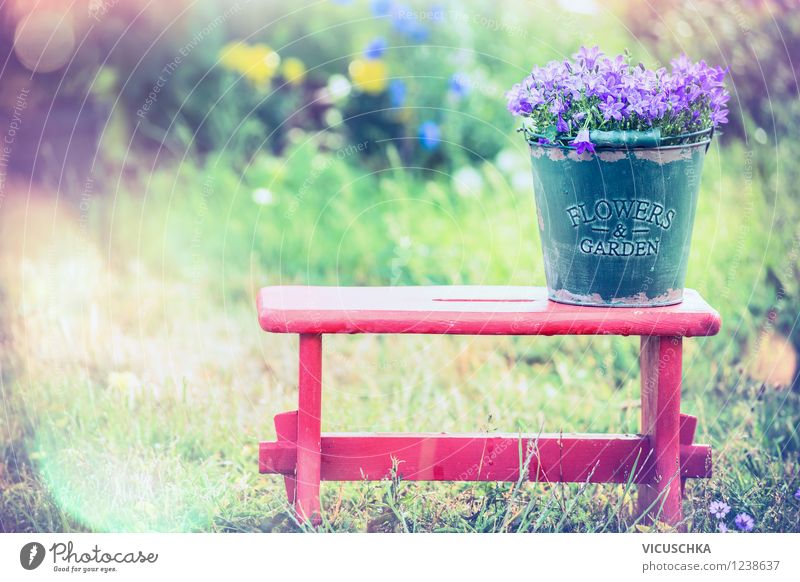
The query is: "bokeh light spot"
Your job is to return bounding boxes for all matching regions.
[13,11,75,73]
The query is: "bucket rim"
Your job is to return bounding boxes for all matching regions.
[526,127,714,151]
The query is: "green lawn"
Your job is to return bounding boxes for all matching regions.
[1,135,799,533]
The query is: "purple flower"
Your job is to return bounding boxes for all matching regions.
[793,487,800,501]
[549,97,566,116]
[710,89,730,110]
[666,92,684,112]
[647,94,668,120]
[711,108,729,127]
[364,37,387,59]
[575,46,603,70]
[709,500,731,519]
[507,48,729,142]
[506,83,533,116]
[717,522,728,533]
[734,513,754,532]
[584,74,607,97]
[599,96,624,121]
[516,99,533,115]
[537,137,551,145]
[604,54,627,76]
[573,128,595,155]
[418,121,441,150]
[539,62,564,90]
[620,74,638,91]
[528,86,544,107]
[671,54,693,73]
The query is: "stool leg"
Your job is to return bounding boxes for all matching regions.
[679,413,698,500]
[295,333,323,525]
[273,411,298,505]
[638,335,683,528]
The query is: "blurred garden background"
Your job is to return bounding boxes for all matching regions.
[1,0,799,532]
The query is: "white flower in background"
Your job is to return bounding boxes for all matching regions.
[557,0,599,14]
[512,171,531,192]
[324,107,343,127]
[494,148,531,192]
[495,148,525,173]
[252,187,275,206]
[326,74,351,100]
[452,166,484,198]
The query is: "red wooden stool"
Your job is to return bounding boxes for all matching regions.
[256,286,720,527]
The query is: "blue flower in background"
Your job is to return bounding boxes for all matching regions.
[389,79,406,107]
[406,23,429,42]
[391,4,429,42]
[449,74,469,98]
[364,37,388,60]
[370,0,393,16]
[418,121,441,151]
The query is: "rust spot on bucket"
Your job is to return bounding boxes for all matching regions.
[598,150,627,162]
[550,287,683,307]
[634,148,694,164]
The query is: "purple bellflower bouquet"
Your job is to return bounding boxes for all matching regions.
[506,47,730,152]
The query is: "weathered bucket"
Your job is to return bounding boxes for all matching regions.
[530,130,711,307]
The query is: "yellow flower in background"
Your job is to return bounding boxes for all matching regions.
[244,43,281,86]
[108,371,140,393]
[219,41,250,71]
[108,371,143,407]
[348,58,387,94]
[282,57,307,85]
[219,41,280,86]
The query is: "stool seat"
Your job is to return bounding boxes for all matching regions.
[257,285,721,337]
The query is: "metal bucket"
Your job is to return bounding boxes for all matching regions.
[530,132,710,307]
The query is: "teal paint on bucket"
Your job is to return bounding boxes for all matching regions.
[530,138,709,307]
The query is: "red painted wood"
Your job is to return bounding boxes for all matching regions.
[679,413,698,445]
[260,441,295,474]
[678,413,699,499]
[257,286,721,337]
[639,336,684,527]
[679,444,711,479]
[259,431,711,483]
[295,335,322,525]
[274,411,298,503]
[255,286,718,525]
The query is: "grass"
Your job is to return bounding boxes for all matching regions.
[1,136,799,533]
